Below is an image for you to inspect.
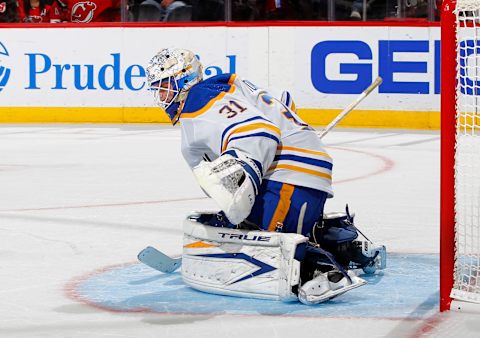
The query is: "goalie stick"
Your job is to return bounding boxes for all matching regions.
[317,76,383,139]
[137,246,181,273]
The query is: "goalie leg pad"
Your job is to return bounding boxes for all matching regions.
[181,212,308,301]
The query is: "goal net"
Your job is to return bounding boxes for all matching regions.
[441,0,480,312]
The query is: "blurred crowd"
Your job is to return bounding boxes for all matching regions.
[0,0,441,23]
[0,0,120,23]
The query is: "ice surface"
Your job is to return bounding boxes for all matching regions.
[0,124,477,338]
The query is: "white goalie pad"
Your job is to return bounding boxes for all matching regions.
[181,212,308,301]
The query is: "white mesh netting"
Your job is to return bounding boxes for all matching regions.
[453,0,480,303]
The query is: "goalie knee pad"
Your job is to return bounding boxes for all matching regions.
[181,212,308,301]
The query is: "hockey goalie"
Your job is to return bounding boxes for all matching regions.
[141,48,387,304]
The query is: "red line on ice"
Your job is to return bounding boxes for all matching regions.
[1,148,393,212]
[330,146,395,184]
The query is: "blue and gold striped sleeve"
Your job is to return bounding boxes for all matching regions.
[220,116,281,153]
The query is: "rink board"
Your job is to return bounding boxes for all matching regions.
[0,25,440,128]
[69,253,439,318]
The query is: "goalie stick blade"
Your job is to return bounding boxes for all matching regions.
[137,246,182,273]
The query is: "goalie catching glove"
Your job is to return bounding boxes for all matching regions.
[193,152,262,225]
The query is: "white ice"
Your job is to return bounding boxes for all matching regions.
[0,124,478,338]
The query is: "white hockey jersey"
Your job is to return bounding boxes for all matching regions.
[178,73,333,197]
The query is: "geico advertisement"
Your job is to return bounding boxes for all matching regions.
[0,26,440,110]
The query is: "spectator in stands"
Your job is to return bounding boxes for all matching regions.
[17,0,61,22]
[191,0,224,21]
[128,0,147,21]
[232,0,257,21]
[0,0,19,22]
[260,0,297,20]
[405,0,429,18]
[49,0,69,22]
[436,0,441,20]
[350,0,363,20]
[350,0,396,21]
[255,0,317,20]
[160,0,190,21]
[136,0,165,22]
[61,0,121,22]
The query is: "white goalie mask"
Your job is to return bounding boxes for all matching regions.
[146,48,203,124]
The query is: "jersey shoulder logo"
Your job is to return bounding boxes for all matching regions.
[71,1,97,23]
[0,41,10,92]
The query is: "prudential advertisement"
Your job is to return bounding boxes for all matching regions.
[0,26,441,126]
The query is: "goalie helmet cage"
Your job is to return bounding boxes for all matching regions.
[441,0,480,312]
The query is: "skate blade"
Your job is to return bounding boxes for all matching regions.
[298,276,367,305]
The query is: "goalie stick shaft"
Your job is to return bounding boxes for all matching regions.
[317,76,383,139]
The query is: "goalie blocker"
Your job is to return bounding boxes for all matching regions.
[181,211,386,304]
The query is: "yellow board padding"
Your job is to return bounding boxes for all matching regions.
[296,108,440,130]
[457,113,480,129]
[0,107,171,123]
[0,106,440,130]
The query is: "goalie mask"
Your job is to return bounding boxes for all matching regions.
[146,48,203,124]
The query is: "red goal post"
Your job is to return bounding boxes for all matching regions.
[441,0,480,312]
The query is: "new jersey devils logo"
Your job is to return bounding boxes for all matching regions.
[71,1,97,23]
[0,2,6,13]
